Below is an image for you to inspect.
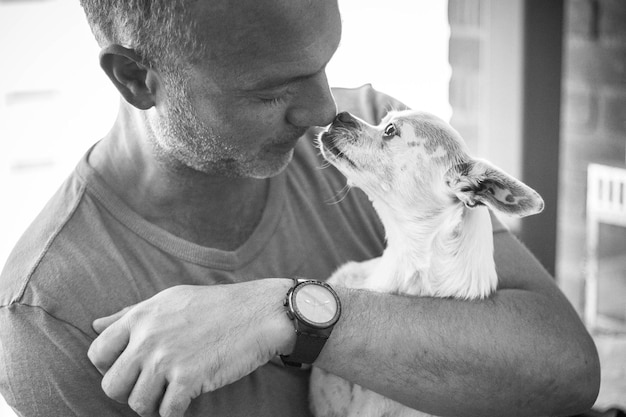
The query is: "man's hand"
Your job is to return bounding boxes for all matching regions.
[88,280,295,417]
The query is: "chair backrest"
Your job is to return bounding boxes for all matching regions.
[585,163,626,330]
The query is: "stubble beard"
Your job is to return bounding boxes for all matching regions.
[149,74,303,179]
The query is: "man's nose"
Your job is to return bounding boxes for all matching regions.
[286,71,337,128]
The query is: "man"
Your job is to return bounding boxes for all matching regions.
[0,0,599,416]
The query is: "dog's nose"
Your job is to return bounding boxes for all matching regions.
[333,111,357,128]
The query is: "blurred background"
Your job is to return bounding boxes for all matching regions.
[0,0,624,415]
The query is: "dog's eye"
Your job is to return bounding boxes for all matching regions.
[383,123,397,139]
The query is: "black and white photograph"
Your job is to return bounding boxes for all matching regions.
[0,1,624,416]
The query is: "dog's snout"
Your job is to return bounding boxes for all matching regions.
[335,112,354,124]
[333,112,358,128]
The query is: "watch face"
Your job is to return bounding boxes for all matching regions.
[293,282,339,328]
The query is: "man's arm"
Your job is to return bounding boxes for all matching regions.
[88,279,298,417]
[0,303,138,417]
[317,228,600,416]
[89,229,599,417]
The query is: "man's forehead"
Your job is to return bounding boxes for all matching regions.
[187,0,341,88]
[189,0,335,53]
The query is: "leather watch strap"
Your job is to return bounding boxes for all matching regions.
[281,330,328,367]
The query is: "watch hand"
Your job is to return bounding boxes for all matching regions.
[304,298,331,307]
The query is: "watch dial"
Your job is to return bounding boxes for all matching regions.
[295,284,338,325]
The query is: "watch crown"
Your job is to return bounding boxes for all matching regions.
[283,298,288,307]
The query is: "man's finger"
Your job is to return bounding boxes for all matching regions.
[93,305,135,334]
[159,382,193,417]
[100,351,140,403]
[88,320,131,375]
[127,371,167,417]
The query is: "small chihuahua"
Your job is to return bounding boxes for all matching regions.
[311,110,544,417]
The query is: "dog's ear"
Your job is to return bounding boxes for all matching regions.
[444,159,544,217]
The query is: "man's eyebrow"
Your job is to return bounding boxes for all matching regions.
[240,72,311,92]
[243,64,328,92]
[248,74,311,91]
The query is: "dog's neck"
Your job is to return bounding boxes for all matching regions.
[368,202,498,299]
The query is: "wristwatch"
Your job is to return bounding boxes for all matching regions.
[280,278,341,367]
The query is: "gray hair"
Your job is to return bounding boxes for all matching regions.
[79,0,202,70]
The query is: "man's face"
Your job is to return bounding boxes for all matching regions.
[151,0,342,178]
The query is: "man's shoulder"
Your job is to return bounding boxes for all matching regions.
[0,172,87,306]
[0,164,135,336]
[331,84,409,124]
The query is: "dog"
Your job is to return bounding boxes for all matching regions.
[310,110,544,417]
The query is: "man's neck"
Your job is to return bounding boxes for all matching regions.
[88,106,270,251]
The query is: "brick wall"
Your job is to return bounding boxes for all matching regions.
[558,0,626,312]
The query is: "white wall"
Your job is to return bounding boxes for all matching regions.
[0,1,118,273]
[328,0,451,119]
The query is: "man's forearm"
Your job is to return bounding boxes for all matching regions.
[316,285,599,417]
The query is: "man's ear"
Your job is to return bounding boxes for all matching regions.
[444,159,544,217]
[99,45,157,110]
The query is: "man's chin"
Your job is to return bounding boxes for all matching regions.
[247,148,295,179]
[195,148,295,179]
[183,145,296,179]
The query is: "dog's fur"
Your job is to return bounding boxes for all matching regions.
[310,110,544,417]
